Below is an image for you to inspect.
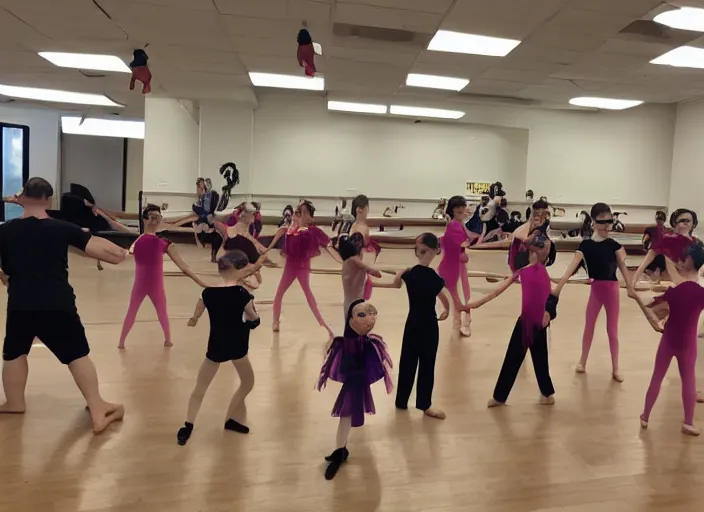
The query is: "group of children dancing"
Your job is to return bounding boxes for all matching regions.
[5,182,704,482]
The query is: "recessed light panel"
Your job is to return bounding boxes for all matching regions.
[651,46,704,69]
[390,105,465,119]
[569,97,643,110]
[406,73,469,91]
[428,30,521,57]
[248,72,324,91]
[39,52,131,73]
[0,85,122,107]
[328,101,387,114]
[61,117,145,139]
[654,8,704,32]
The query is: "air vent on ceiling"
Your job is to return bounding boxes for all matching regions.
[618,20,701,45]
[333,22,430,46]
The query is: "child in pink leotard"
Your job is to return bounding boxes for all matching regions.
[633,240,704,436]
[268,200,337,339]
[349,195,381,300]
[99,204,208,349]
[438,195,481,338]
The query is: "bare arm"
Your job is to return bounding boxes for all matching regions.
[437,289,450,320]
[349,256,382,278]
[553,252,584,296]
[244,299,259,322]
[188,297,206,326]
[615,247,634,295]
[665,257,685,286]
[632,249,657,285]
[96,209,135,234]
[467,277,514,309]
[512,220,533,242]
[267,227,287,251]
[82,236,128,264]
[372,269,406,289]
[631,291,665,333]
[167,245,208,287]
[325,244,343,264]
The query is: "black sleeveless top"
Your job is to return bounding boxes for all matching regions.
[223,234,260,264]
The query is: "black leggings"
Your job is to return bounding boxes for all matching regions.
[198,231,223,261]
[493,318,554,403]
[395,324,439,411]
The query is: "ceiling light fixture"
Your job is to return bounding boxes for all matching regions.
[61,117,145,139]
[568,97,643,110]
[428,30,521,57]
[38,52,131,73]
[248,72,324,91]
[406,73,469,91]
[651,45,704,69]
[389,105,465,119]
[654,7,704,32]
[0,84,123,107]
[327,101,387,114]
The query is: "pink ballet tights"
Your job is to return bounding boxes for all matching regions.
[119,282,170,348]
[273,262,332,335]
[363,276,372,301]
[580,280,620,370]
[642,340,697,425]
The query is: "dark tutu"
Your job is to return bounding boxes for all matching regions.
[284,225,330,266]
[316,334,393,427]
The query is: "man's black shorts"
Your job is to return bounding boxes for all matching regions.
[3,310,90,365]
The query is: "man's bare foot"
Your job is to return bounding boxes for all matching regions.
[612,372,624,383]
[575,363,586,374]
[698,391,704,404]
[540,395,555,405]
[423,408,446,420]
[0,402,26,414]
[92,404,125,435]
[682,424,700,436]
[640,415,648,429]
[272,322,280,333]
[487,398,505,408]
[164,340,173,348]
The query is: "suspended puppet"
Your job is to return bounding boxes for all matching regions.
[129,48,152,94]
[297,22,317,77]
[217,162,240,212]
[479,182,509,243]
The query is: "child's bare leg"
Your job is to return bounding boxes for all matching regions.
[224,356,255,434]
[68,356,124,434]
[177,359,220,445]
[0,356,29,413]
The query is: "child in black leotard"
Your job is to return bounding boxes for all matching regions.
[375,233,452,419]
[177,250,260,446]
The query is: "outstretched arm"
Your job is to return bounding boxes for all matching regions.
[467,277,515,310]
[632,249,657,285]
[631,291,665,333]
[615,247,634,295]
[83,236,128,264]
[267,227,287,251]
[188,297,206,326]
[325,243,343,264]
[96,208,136,234]
[553,252,584,296]
[372,268,406,289]
[348,256,382,278]
[167,245,208,287]
[665,257,685,286]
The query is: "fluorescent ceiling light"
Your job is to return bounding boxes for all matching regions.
[428,30,521,57]
[390,105,465,119]
[569,97,643,110]
[0,84,122,106]
[406,73,469,91]
[651,46,704,69]
[38,52,130,73]
[654,8,704,32]
[61,117,144,139]
[248,72,324,91]
[328,101,387,114]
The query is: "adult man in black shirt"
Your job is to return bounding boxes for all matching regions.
[0,177,128,434]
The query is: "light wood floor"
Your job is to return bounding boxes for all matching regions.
[2,246,704,512]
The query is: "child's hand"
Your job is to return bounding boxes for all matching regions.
[187,317,198,327]
[370,269,382,278]
[627,288,637,299]
[542,311,551,328]
[464,303,477,311]
[438,309,449,321]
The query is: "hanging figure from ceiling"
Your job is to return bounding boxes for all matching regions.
[217,162,240,212]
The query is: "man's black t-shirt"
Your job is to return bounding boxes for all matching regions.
[0,217,92,311]
[577,238,622,281]
[402,265,445,320]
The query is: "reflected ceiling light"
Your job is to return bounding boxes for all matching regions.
[327,101,387,114]
[248,72,324,91]
[651,46,704,69]
[568,97,643,110]
[389,105,465,119]
[654,7,704,32]
[406,73,469,91]
[38,52,131,73]
[61,117,145,139]
[313,42,323,55]
[0,84,122,106]
[428,30,521,57]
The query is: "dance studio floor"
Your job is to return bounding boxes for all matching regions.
[1,245,704,512]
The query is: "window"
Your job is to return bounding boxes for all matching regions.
[0,123,30,221]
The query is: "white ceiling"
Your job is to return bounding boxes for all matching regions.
[3,0,704,117]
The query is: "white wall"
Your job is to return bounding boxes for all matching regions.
[125,138,143,213]
[0,104,60,199]
[251,91,528,199]
[61,134,124,211]
[669,97,704,217]
[142,97,199,194]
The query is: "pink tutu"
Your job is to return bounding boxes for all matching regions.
[283,225,329,267]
